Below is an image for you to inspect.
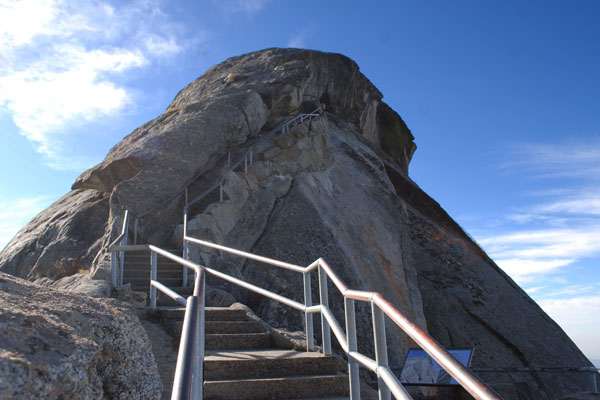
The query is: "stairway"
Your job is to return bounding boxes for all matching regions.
[152,305,350,400]
[123,251,196,305]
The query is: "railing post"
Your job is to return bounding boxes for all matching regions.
[227,151,231,168]
[120,214,128,287]
[219,182,223,202]
[244,154,248,173]
[318,263,332,355]
[172,296,199,400]
[182,207,188,287]
[192,271,206,399]
[111,251,118,287]
[345,297,361,399]
[303,271,314,351]
[119,249,125,287]
[150,252,157,310]
[372,303,391,400]
[134,218,139,245]
[249,148,253,165]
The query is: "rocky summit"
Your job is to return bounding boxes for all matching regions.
[0,48,596,399]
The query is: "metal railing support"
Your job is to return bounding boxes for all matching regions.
[372,304,391,400]
[318,264,332,355]
[172,296,199,400]
[150,252,157,309]
[227,151,231,168]
[182,207,189,287]
[345,297,361,399]
[119,212,129,287]
[303,271,314,351]
[192,271,206,399]
[134,218,139,245]
[244,154,248,173]
[119,249,125,287]
[111,251,118,287]
[249,148,253,165]
[219,182,223,202]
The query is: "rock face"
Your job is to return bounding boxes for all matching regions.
[0,48,596,399]
[0,272,161,399]
[0,189,109,280]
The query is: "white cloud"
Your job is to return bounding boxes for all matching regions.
[0,0,189,170]
[502,142,600,180]
[477,141,600,284]
[535,193,600,216]
[539,296,600,360]
[524,286,544,294]
[287,24,317,48]
[491,257,575,283]
[0,195,57,250]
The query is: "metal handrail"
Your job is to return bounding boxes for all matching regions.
[109,210,129,287]
[181,235,501,400]
[109,243,206,400]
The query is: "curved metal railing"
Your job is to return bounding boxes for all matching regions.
[181,235,501,400]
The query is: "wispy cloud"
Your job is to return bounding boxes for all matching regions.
[287,24,317,48]
[0,195,57,250]
[501,141,600,179]
[0,0,191,170]
[211,0,271,15]
[539,295,600,359]
[478,141,600,284]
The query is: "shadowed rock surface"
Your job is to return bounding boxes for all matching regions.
[0,272,161,399]
[0,48,596,399]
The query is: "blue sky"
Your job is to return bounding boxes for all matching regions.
[0,0,598,363]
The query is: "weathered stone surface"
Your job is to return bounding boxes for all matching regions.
[0,272,161,399]
[0,189,109,280]
[34,273,110,298]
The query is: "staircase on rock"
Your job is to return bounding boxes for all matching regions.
[123,250,194,303]
[151,305,350,400]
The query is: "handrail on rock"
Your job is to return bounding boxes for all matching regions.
[181,236,502,400]
[128,106,323,246]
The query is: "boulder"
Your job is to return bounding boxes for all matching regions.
[0,272,161,399]
[0,189,109,280]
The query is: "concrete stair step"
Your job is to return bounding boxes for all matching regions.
[155,289,233,307]
[203,374,349,400]
[205,333,273,350]
[124,270,182,279]
[204,349,343,380]
[206,320,262,334]
[124,264,182,271]
[153,306,251,322]
[124,277,183,288]
[165,320,263,335]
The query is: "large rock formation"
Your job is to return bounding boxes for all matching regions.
[0,272,161,399]
[0,48,596,399]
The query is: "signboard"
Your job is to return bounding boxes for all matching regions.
[400,348,473,386]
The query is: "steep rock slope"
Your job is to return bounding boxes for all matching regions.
[0,48,595,399]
